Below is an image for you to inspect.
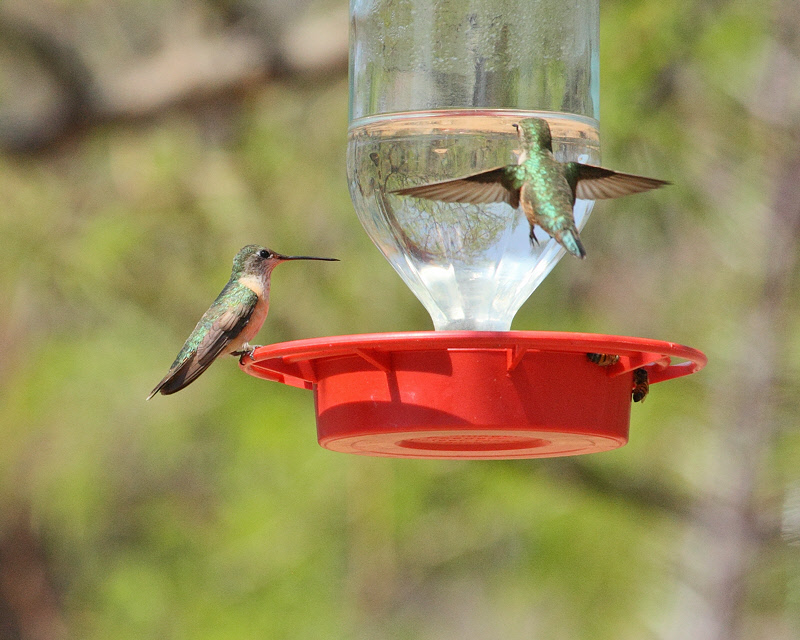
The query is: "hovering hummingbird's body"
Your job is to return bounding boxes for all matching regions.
[513,126,587,257]
[148,245,337,399]
[391,117,669,259]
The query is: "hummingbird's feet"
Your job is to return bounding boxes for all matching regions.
[632,368,649,403]
[586,353,620,367]
[232,345,259,362]
[529,226,539,246]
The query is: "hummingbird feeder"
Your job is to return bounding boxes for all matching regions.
[241,0,706,459]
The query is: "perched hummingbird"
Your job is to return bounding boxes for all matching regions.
[391,117,669,259]
[147,245,338,399]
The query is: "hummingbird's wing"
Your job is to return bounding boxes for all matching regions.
[568,163,670,200]
[148,284,258,398]
[391,167,520,208]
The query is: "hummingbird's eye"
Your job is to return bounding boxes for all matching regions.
[258,249,271,259]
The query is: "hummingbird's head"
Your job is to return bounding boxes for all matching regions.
[515,118,552,150]
[233,245,338,277]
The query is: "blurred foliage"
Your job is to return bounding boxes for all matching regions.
[0,1,798,639]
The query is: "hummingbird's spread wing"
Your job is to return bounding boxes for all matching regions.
[391,167,520,208]
[569,164,670,200]
[148,284,258,398]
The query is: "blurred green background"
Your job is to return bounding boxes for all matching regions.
[0,1,798,639]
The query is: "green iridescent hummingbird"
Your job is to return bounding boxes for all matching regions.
[391,117,669,259]
[147,244,338,399]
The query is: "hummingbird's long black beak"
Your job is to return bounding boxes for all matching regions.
[277,254,339,262]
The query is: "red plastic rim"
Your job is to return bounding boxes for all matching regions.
[240,331,706,460]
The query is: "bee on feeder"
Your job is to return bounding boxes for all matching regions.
[587,353,620,366]
[632,368,650,403]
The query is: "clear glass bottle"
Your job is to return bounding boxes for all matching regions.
[347,0,600,330]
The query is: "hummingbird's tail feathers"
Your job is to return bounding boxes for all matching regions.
[572,164,670,200]
[559,229,587,259]
[146,354,212,399]
[528,224,586,259]
[391,167,519,206]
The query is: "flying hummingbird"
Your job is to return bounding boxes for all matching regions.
[147,244,338,399]
[391,117,669,259]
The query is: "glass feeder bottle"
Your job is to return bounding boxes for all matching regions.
[347,0,601,331]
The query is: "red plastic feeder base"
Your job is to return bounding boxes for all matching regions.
[240,332,706,460]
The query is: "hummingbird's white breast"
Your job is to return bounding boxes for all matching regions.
[227,272,271,353]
